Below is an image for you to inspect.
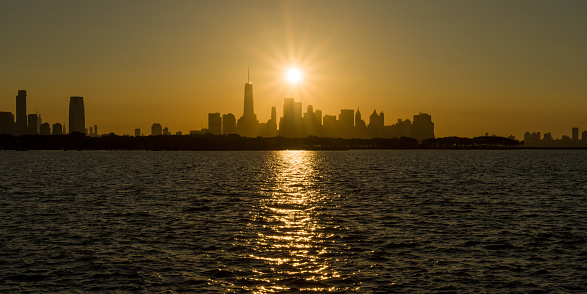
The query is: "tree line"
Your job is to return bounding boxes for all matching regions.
[0,133,521,151]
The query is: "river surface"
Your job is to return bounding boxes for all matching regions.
[0,150,585,293]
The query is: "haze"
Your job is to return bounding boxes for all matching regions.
[1,0,585,138]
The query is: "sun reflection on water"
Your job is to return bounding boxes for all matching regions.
[247,150,339,293]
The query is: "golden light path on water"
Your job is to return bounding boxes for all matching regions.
[247,151,339,293]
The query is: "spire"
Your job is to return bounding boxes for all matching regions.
[248,66,250,83]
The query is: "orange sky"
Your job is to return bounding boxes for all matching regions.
[1,0,586,138]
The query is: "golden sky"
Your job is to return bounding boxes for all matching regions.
[1,0,586,138]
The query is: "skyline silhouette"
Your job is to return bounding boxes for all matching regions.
[1,79,586,147]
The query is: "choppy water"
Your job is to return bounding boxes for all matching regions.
[0,150,585,293]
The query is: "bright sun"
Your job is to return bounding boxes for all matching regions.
[285,68,302,84]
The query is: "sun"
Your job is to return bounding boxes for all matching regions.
[285,68,302,84]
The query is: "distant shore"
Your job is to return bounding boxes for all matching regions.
[0,133,539,151]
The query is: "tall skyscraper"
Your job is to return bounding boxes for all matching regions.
[237,69,259,137]
[243,71,255,120]
[572,127,579,141]
[69,96,85,134]
[16,90,27,136]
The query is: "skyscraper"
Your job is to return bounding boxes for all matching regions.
[237,69,259,137]
[222,113,236,135]
[208,113,222,135]
[412,112,435,141]
[0,112,14,135]
[16,90,27,136]
[27,114,38,135]
[69,96,85,134]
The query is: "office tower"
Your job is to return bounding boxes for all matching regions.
[266,106,277,136]
[39,123,51,135]
[392,119,411,138]
[0,112,15,135]
[322,114,338,138]
[208,113,222,135]
[582,130,587,141]
[222,113,236,135]
[27,114,38,134]
[151,123,162,135]
[354,108,367,138]
[69,96,85,134]
[338,109,354,138]
[303,105,315,136]
[355,108,364,127]
[412,112,435,141]
[16,90,27,136]
[572,127,579,141]
[135,128,141,137]
[94,125,98,136]
[89,127,93,135]
[244,72,254,120]
[279,98,303,137]
[237,70,259,137]
[163,127,170,135]
[52,123,63,135]
[339,109,354,128]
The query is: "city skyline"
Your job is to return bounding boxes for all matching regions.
[1,1,586,138]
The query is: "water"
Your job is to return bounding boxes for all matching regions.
[0,150,585,293]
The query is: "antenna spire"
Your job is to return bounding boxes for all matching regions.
[248,66,250,83]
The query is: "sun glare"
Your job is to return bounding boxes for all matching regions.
[285,68,302,84]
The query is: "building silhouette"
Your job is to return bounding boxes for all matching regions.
[279,98,303,138]
[572,127,579,141]
[52,123,63,135]
[39,123,51,135]
[27,113,38,135]
[236,70,258,137]
[68,96,85,134]
[368,110,385,138]
[412,112,435,141]
[151,123,162,135]
[222,113,236,135]
[16,90,27,136]
[339,109,354,138]
[135,128,141,137]
[0,112,14,135]
[208,113,221,135]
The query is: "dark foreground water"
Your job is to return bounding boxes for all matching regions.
[0,150,585,293]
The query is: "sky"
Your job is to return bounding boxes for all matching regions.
[1,0,586,138]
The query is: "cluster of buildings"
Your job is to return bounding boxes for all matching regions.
[0,90,97,136]
[146,76,435,140]
[523,128,587,147]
